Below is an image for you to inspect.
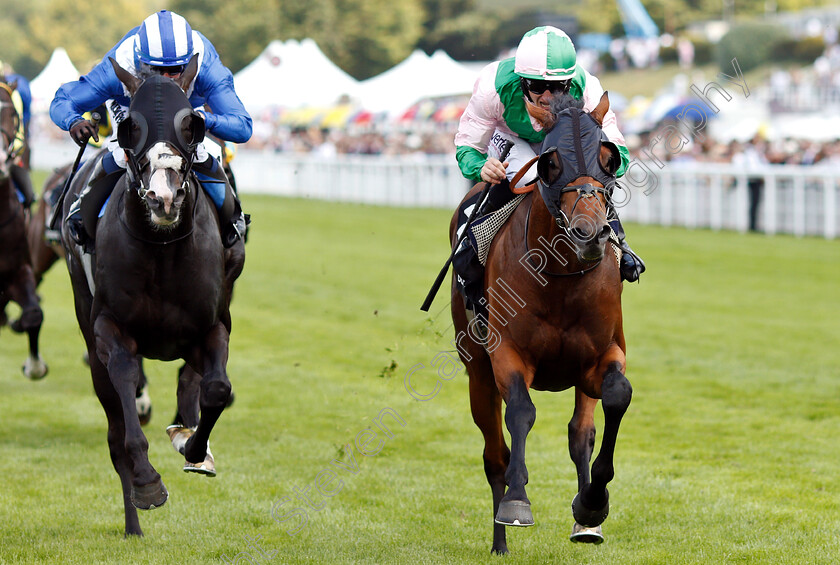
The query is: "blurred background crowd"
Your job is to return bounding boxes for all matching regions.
[7,0,840,170]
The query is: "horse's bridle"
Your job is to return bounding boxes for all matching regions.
[123,142,198,203]
[547,182,611,231]
[523,183,611,277]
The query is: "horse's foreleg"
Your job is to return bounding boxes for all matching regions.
[568,390,604,543]
[90,360,143,536]
[573,361,632,528]
[183,322,231,473]
[468,363,510,554]
[174,363,201,428]
[493,349,536,528]
[569,389,598,492]
[135,357,152,426]
[93,316,166,510]
[6,265,47,380]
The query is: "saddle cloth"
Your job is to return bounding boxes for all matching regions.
[452,185,524,317]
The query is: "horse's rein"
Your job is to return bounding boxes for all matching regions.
[522,199,603,278]
[521,180,612,277]
[510,156,538,194]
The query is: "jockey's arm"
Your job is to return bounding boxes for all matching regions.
[193,41,252,144]
[49,59,122,132]
[454,68,502,182]
[581,70,629,177]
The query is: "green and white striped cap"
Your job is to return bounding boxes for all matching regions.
[514,26,577,80]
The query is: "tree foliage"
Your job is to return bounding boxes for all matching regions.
[0,0,834,81]
[1,0,162,78]
[717,22,791,72]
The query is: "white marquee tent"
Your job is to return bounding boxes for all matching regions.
[355,49,479,115]
[30,47,80,112]
[233,39,360,114]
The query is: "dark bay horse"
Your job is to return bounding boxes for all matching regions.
[0,78,47,379]
[60,55,245,536]
[28,163,154,424]
[451,92,632,553]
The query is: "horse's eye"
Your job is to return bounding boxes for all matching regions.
[600,144,619,175]
[537,147,562,185]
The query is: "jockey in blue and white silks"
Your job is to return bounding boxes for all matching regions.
[50,10,252,249]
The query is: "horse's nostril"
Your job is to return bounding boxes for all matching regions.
[601,224,611,239]
[571,226,589,240]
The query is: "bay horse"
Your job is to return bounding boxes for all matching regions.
[0,78,47,380]
[60,55,245,536]
[451,92,632,553]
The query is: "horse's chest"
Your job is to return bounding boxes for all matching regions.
[99,259,223,333]
[510,321,614,391]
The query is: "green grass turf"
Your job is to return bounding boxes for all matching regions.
[0,188,838,564]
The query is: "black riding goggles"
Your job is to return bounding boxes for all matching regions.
[153,64,186,76]
[521,77,571,95]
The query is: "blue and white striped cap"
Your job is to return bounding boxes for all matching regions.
[134,10,194,67]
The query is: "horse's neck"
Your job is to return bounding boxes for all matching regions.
[526,194,588,275]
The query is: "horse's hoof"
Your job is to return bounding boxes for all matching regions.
[570,522,604,544]
[183,445,216,477]
[572,491,609,528]
[166,425,193,455]
[136,385,152,426]
[23,357,48,380]
[130,479,168,510]
[495,499,534,527]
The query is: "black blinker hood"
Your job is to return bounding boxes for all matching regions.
[117,74,204,158]
[536,108,617,219]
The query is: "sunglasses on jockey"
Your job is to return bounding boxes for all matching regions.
[153,64,186,76]
[521,77,571,95]
[138,61,187,77]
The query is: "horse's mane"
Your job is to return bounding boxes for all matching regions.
[548,93,585,116]
[526,93,585,130]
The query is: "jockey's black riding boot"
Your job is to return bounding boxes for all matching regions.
[608,217,645,282]
[66,157,122,250]
[477,178,512,217]
[10,164,35,209]
[194,156,249,248]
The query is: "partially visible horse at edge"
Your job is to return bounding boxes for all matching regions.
[451,92,632,553]
[0,77,47,379]
[59,55,245,536]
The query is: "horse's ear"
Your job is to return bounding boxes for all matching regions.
[536,146,562,186]
[109,57,140,96]
[176,54,199,93]
[590,91,610,126]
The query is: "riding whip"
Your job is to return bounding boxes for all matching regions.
[420,140,513,312]
[48,112,100,230]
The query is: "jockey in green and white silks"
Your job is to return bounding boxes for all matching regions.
[455,28,629,186]
[454,26,644,282]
